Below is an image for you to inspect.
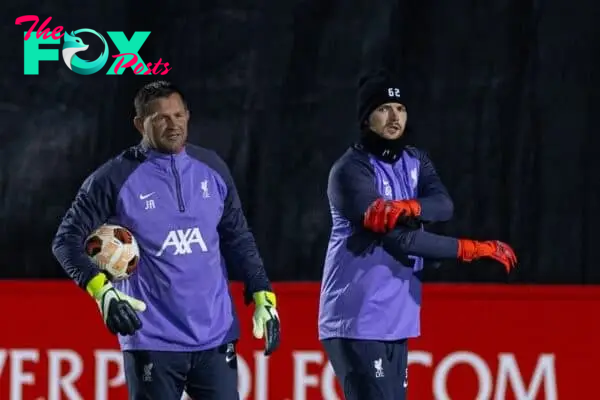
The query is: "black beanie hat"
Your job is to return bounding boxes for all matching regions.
[356,69,407,128]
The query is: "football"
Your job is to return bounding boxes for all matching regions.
[84,224,140,281]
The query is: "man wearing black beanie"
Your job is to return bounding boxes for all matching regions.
[318,70,518,400]
[356,69,411,162]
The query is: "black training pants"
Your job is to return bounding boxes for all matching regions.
[123,342,239,400]
[322,338,409,400]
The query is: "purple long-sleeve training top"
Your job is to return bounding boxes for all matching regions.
[52,142,272,352]
[319,144,457,341]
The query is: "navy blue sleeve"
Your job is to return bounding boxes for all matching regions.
[410,147,454,222]
[52,162,116,289]
[381,229,458,260]
[329,149,459,260]
[52,150,141,290]
[200,150,272,304]
[327,151,380,225]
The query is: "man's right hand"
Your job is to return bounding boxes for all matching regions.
[363,198,422,233]
[86,273,146,336]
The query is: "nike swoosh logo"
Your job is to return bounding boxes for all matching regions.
[139,192,155,200]
[225,354,236,363]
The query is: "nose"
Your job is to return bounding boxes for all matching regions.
[165,116,177,128]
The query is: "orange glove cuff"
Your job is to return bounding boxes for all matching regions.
[397,199,421,217]
[457,239,478,261]
[458,240,498,262]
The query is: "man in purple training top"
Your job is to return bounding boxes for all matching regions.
[318,70,517,400]
[52,80,280,400]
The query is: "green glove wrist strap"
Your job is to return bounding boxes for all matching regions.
[86,273,109,298]
[253,290,277,307]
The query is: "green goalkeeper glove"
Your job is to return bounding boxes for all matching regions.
[86,273,146,336]
[252,291,281,356]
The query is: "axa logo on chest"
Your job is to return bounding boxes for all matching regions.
[15,15,172,75]
[157,228,208,257]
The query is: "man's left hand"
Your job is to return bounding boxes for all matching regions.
[252,291,281,356]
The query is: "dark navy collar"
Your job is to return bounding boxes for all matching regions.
[138,140,187,160]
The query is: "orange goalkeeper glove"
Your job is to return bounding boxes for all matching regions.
[457,240,518,273]
[363,198,422,233]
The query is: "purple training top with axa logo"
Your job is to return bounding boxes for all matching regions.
[52,143,271,351]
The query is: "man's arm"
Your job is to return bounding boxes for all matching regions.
[328,153,458,260]
[215,157,272,304]
[381,228,458,260]
[53,159,147,336]
[411,148,454,223]
[52,167,114,290]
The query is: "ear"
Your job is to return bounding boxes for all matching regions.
[364,112,374,130]
[133,116,145,135]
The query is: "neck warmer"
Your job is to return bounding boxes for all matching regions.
[357,129,408,163]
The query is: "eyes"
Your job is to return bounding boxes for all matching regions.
[153,113,186,123]
[377,105,406,113]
